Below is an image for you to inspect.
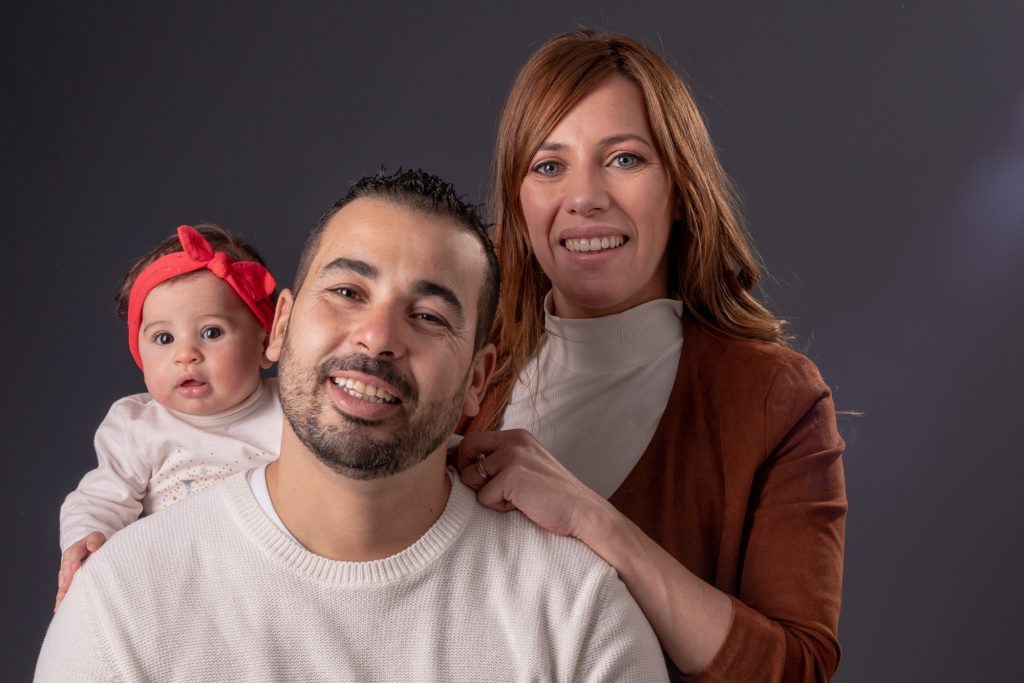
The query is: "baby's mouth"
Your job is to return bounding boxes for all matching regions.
[178,379,206,388]
[562,235,627,253]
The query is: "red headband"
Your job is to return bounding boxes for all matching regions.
[127,225,277,370]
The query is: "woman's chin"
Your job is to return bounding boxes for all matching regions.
[551,288,648,320]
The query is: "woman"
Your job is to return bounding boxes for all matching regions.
[459,30,847,682]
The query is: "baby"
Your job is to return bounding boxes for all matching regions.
[55,224,283,609]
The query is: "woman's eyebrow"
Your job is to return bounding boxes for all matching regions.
[536,133,652,153]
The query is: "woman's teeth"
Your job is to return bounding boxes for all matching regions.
[332,377,398,403]
[563,235,625,253]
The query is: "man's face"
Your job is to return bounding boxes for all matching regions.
[267,197,492,480]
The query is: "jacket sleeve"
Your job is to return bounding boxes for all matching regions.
[59,400,151,551]
[692,356,847,682]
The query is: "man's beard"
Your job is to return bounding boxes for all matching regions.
[277,333,465,481]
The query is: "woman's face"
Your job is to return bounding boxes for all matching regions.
[519,75,677,319]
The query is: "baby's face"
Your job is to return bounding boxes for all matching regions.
[138,271,269,416]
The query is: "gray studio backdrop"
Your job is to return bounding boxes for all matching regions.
[6,2,1023,680]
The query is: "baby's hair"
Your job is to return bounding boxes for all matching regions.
[115,223,277,323]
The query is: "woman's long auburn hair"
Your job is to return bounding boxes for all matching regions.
[480,29,788,430]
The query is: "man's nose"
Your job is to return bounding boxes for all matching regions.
[351,305,405,359]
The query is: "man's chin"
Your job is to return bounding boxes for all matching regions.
[334,408,389,428]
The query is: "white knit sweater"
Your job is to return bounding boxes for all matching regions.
[36,472,668,682]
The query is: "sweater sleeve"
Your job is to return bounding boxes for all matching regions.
[59,400,151,551]
[692,356,847,682]
[34,572,112,682]
[578,569,670,683]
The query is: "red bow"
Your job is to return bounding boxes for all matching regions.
[127,225,276,370]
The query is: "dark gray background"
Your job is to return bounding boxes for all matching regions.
[6,2,1023,679]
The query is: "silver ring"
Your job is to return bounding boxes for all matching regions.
[476,454,491,481]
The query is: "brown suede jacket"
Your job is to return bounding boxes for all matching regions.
[465,320,847,682]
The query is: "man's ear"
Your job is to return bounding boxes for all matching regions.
[265,289,294,364]
[461,343,497,418]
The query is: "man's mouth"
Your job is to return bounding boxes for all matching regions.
[331,377,399,404]
[562,235,627,253]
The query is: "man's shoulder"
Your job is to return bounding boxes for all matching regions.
[81,475,241,582]
[460,497,618,595]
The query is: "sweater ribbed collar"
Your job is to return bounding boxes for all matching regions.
[542,293,684,373]
[222,468,477,587]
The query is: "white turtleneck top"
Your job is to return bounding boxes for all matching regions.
[59,378,282,551]
[502,296,683,498]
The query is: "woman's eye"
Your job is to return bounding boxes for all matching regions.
[201,327,223,340]
[531,160,562,176]
[154,332,174,345]
[611,152,643,169]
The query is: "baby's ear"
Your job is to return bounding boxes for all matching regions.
[259,330,274,370]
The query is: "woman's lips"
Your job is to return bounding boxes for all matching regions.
[562,235,627,253]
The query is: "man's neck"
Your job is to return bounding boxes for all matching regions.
[265,431,452,562]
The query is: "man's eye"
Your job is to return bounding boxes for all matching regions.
[201,327,223,340]
[531,160,562,176]
[414,312,446,327]
[154,332,174,345]
[333,287,359,299]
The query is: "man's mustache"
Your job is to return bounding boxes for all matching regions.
[317,354,415,402]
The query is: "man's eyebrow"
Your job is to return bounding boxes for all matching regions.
[414,280,463,316]
[320,257,378,279]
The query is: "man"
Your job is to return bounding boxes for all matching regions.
[36,169,667,681]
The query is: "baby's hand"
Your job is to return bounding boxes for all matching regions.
[54,531,106,612]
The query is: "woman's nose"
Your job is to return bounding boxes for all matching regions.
[563,165,610,217]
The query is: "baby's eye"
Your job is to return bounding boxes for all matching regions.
[154,332,174,345]
[201,326,223,340]
[611,152,643,169]
[531,160,562,177]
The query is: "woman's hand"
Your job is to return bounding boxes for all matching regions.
[457,429,610,540]
[458,428,733,677]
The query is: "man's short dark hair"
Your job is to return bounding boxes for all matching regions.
[295,168,499,352]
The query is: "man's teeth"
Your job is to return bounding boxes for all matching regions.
[331,377,398,403]
[564,235,625,253]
